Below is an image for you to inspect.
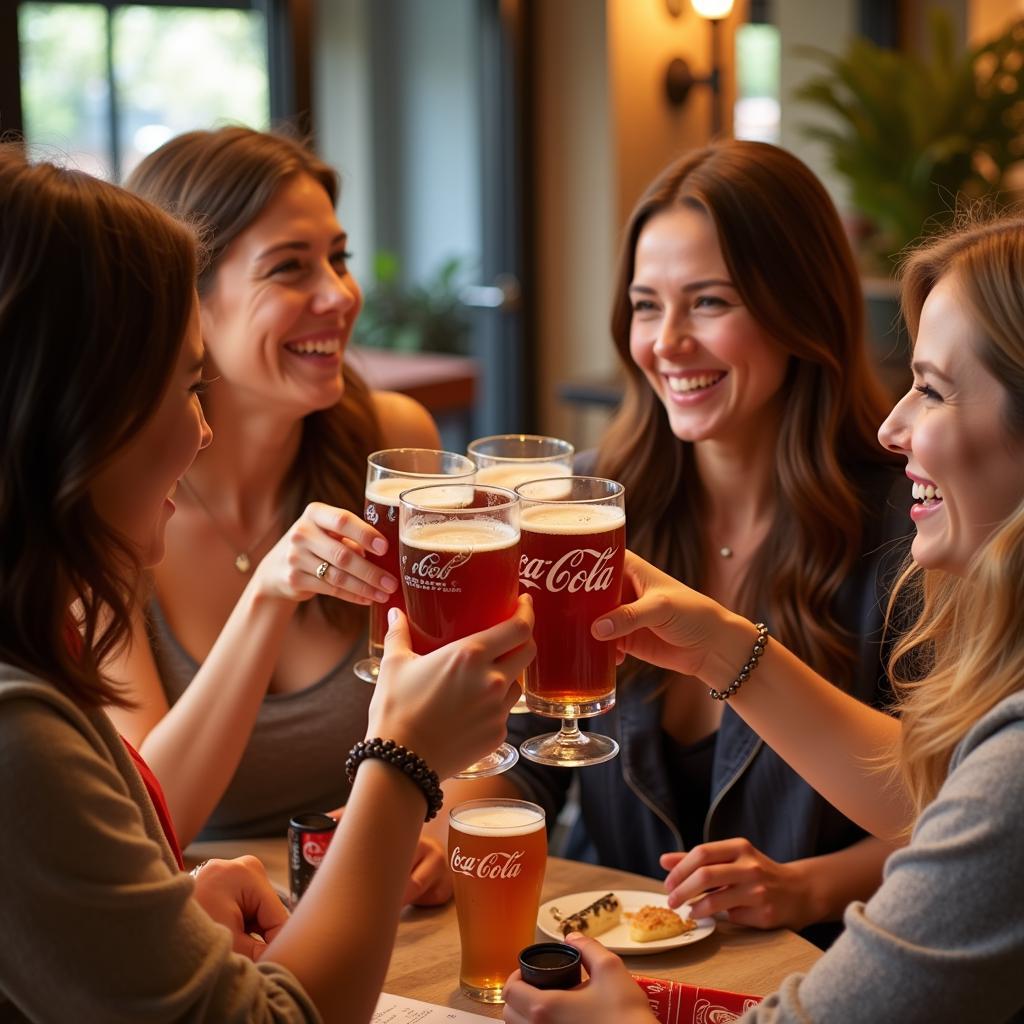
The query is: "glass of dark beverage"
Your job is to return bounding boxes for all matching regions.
[467,435,575,714]
[399,483,522,778]
[353,449,475,683]
[516,476,625,767]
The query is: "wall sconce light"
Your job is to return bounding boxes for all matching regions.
[665,0,735,135]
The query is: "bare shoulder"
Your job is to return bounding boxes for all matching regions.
[371,390,441,449]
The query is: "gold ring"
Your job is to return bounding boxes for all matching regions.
[316,560,330,580]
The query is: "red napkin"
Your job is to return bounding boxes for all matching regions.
[633,974,762,1023]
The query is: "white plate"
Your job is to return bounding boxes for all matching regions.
[537,889,715,956]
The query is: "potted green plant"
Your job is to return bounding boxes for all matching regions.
[353,251,472,355]
[797,11,1024,273]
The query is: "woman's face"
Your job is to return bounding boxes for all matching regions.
[200,172,361,416]
[91,300,212,567]
[878,275,1024,575]
[628,205,789,446]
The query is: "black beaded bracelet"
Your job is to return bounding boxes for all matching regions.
[708,622,769,701]
[345,738,444,822]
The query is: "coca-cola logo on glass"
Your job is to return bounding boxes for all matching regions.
[519,546,618,593]
[450,846,525,880]
[404,550,470,592]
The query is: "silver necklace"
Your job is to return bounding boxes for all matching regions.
[179,477,282,573]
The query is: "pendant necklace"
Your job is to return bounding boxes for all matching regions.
[179,477,282,574]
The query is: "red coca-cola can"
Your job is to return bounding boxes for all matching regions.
[287,812,337,907]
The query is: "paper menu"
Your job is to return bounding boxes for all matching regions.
[372,992,494,1023]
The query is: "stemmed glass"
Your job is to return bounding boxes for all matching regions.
[399,483,521,778]
[353,449,475,683]
[468,434,574,712]
[516,476,625,767]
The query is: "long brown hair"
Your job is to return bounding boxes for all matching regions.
[599,141,896,685]
[886,215,1024,813]
[0,147,199,706]
[126,127,383,632]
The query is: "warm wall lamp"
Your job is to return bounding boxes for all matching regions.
[665,0,735,135]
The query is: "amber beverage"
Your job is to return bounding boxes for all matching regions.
[363,476,407,656]
[401,518,520,654]
[448,799,547,1003]
[520,502,625,715]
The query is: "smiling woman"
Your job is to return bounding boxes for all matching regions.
[103,129,450,884]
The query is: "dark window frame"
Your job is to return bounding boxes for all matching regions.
[2,0,310,177]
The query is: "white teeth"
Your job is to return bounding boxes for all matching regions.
[912,482,943,501]
[666,373,723,393]
[285,337,341,355]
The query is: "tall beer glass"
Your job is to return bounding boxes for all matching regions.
[468,434,574,712]
[354,449,475,683]
[449,798,546,1003]
[400,483,521,778]
[517,476,625,767]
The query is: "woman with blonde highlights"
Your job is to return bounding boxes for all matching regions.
[495,141,910,946]
[504,215,1024,1024]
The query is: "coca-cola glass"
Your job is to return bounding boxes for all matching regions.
[448,798,547,1003]
[468,434,574,713]
[399,483,521,778]
[354,449,475,684]
[516,476,625,767]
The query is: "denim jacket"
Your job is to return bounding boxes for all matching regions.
[506,465,912,946]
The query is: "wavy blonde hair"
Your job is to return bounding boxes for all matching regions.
[886,215,1024,815]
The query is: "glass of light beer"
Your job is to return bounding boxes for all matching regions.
[517,476,625,767]
[353,449,475,684]
[468,435,574,713]
[399,483,521,777]
[448,798,547,1003]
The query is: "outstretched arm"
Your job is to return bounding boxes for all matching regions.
[596,553,912,842]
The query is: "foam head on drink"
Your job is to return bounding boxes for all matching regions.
[519,503,625,712]
[474,461,570,492]
[448,801,547,1002]
[400,517,519,654]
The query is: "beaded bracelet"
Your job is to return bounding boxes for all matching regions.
[345,738,444,822]
[708,622,769,701]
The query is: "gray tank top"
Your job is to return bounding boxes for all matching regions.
[148,599,373,840]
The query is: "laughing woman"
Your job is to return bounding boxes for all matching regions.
[0,147,532,1022]
[504,215,1024,1024]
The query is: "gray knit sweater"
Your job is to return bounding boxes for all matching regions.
[0,665,320,1023]
[745,691,1024,1023]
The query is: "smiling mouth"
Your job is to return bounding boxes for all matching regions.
[284,336,342,356]
[664,372,726,394]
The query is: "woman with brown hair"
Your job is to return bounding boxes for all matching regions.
[504,212,1024,1024]
[498,141,910,944]
[0,146,532,1021]
[108,127,449,893]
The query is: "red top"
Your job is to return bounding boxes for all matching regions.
[121,735,185,871]
[64,618,185,870]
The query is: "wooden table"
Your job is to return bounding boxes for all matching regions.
[188,839,821,1019]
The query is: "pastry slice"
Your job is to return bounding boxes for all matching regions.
[628,905,696,942]
[556,892,621,938]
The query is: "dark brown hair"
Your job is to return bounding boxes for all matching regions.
[599,140,897,685]
[126,127,383,632]
[0,146,200,706]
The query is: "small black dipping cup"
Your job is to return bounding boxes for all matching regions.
[518,942,583,990]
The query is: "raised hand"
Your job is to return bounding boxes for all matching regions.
[369,596,535,781]
[254,501,398,606]
[661,839,812,931]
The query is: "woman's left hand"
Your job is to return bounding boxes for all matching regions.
[502,933,654,1024]
[660,838,812,931]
